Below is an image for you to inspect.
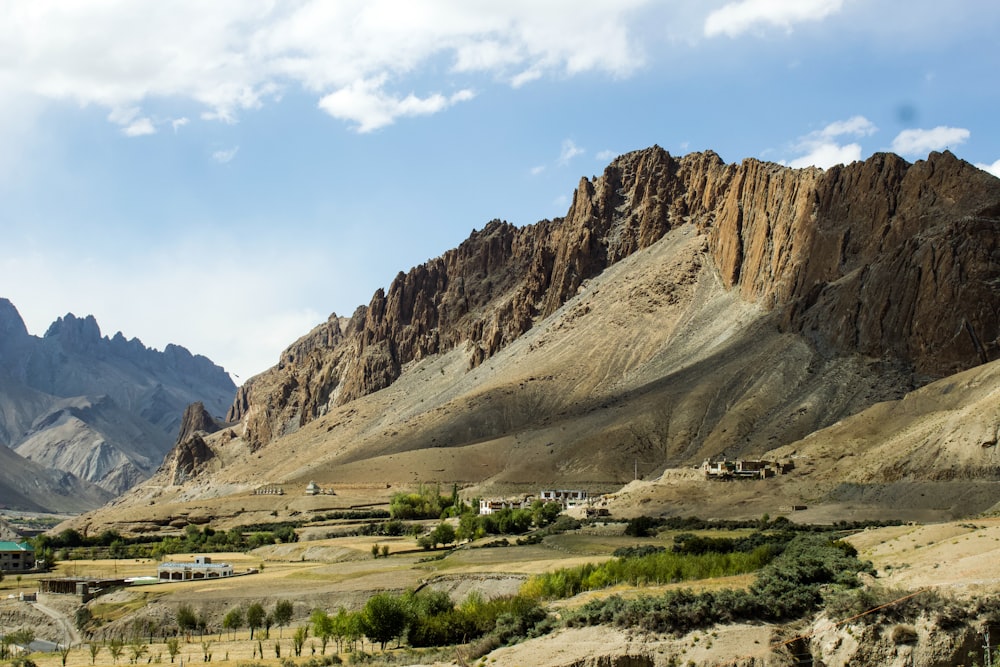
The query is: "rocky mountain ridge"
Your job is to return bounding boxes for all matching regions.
[68,146,1000,534]
[230,148,1000,452]
[0,299,236,507]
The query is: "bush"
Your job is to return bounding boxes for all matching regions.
[624,516,658,537]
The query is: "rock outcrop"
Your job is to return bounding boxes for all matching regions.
[175,401,226,445]
[229,148,1000,451]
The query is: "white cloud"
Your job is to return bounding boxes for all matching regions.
[122,117,156,137]
[172,117,190,133]
[318,77,475,132]
[0,2,650,134]
[511,68,543,88]
[212,146,239,163]
[819,115,877,138]
[786,115,876,169]
[558,139,585,165]
[891,126,970,157]
[530,165,546,176]
[976,159,1000,178]
[705,0,844,37]
[789,142,862,169]
[595,149,618,161]
[107,106,156,136]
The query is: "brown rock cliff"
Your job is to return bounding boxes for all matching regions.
[228,147,1000,450]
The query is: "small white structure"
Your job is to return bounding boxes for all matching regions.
[305,481,320,495]
[539,490,587,507]
[157,556,234,581]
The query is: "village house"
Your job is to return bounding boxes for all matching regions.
[478,498,531,515]
[539,489,588,507]
[0,541,35,572]
[702,458,792,480]
[157,555,234,581]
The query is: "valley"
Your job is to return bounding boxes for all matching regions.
[4,146,1000,666]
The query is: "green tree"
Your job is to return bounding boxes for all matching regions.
[222,607,244,640]
[292,626,308,657]
[273,599,294,637]
[59,644,71,667]
[310,609,334,654]
[362,592,409,650]
[246,602,266,640]
[430,522,456,548]
[331,607,352,653]
[456,512,484,543]
[176,604,198,636]
[8,629,35,649]
[127,638,147,664]
[88,643,101,665]
[166,638,181,663]
[108,638,125,664]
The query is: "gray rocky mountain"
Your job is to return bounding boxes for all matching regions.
[0,299,236,508]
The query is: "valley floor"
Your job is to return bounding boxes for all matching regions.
[5,514,1000,666]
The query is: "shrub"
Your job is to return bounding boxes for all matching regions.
[624,516,658,537]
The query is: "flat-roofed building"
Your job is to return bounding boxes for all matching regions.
[157,555,234,581]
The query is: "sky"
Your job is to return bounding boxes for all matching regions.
[1,0,998,383]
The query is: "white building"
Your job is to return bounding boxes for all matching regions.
[157,556,234,581]
[478,498,530,515]
[539,489,588,507]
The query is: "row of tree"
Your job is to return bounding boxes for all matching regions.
[306,589,546,653]
[195,600,295,641]
[35,523,297,563]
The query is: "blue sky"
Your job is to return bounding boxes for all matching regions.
[1,0,998,382]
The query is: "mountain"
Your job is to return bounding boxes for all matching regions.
[69,147,1000,531]
[0,300,236,508]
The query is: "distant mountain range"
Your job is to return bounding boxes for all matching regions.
[0,299,236,511]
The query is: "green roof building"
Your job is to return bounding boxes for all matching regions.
[0,541,35,572]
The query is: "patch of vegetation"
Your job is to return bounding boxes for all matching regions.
[306,589,549,655]
[521,533,784,600]
[623,514,904,537]
[564,534,873,634]
[34,522,299,561]
[311,510,391,522]
[389,483,466,520]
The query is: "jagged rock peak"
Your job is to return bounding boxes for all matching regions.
[175,402,226,445]
[45,312,103,345]
[0,298,29,341]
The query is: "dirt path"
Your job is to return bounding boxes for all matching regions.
[32,596,82,648]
